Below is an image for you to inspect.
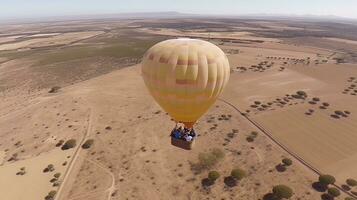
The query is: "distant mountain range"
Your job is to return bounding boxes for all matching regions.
[1,11,356,24]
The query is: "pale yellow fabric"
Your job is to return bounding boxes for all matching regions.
[141,38,230,123]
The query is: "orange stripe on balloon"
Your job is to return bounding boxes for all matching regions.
[176,79,196,85]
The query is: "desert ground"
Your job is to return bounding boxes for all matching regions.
[1,16,357,200]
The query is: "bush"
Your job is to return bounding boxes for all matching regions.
[231,168,246,180]
[61,139,76,150]
[208,171,220,182]
[45,190,57,200]
[327,187,340,197]
[246,136,255,142]
[251,131,258,137]
[48,86,61,93]
[47,164,54,172]
[322,102,330,107]
[335,110,344,116]
[254,101,261,105]
[296,91,307,97]
[54,173,61,178]
[345,197,354,200]
[82,139,94,149]
[55,140,64,147]
[319,174,336,185]
[346,178,357,187]
[272,185,293,199]
[282,158,293,166]
[312,97,320,102]
[194,148,225,171]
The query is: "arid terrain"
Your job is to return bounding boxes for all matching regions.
[1,16,357,200]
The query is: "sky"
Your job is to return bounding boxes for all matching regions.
[1,0,357,20]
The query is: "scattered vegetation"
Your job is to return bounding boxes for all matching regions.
[16,167,26,175]
[191,148,225,172]
[246,131,258,142]
[43,164,55,173]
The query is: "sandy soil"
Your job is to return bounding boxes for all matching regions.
[0,149,73,200]
[324,37,357,45]
[0,31,104,51]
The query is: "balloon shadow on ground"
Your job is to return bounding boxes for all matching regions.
[312,182,328,192]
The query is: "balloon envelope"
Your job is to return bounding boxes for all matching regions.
[141,38,230,127]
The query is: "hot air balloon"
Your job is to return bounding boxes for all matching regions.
[141,38,230,149]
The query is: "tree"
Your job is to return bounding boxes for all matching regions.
[82,139,94,149]
[282,158,292,166]
[346,178,357,187]
[327,187,340,197]
[61,139,76,150]
[319,174,336,186]
[272,185,293,199]
[208,171,220,182]
[231,168,246,180]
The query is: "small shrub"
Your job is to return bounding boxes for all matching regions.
[322,102,330,107]
[335,110,344,116]
[82,139,94,149]
[251,131,258,137]
[48,86,61,93]
[272,185,293,199]
[296,90,307,97]
[193,148,225,171]
[54,173,61,178]
[346,178,357,187]
[55,140,64,147]
[254,101,261,105]
[246,136,255,142]
[327,187,340,197]
[231,168,246,180]
[312,97,320,102]
[208,171,220,182]
[282,158,293,166]
[61,139,76,150]
[45,190,57,200]
[319,174,336,185]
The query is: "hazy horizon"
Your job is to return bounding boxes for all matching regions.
[1,0,357,21]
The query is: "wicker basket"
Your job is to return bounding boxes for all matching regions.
[171,137,195,150]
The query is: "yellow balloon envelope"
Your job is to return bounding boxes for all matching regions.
[141,38,230,127]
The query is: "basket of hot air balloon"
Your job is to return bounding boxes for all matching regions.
[141,38,230,149]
